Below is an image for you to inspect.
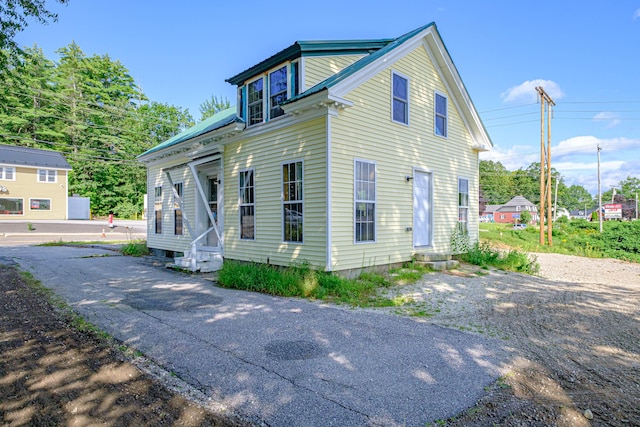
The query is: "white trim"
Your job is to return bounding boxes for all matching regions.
[326,115,332,271]
[353,158,377,244]
[281,158,304,244]
[37,169,57,183]
[299,57,307,92]
[412,168,433,248]
[457,176,470,233]
[238,167,256,241]
[0,196,24,216]
[434,90,448,139]
[0,166,16,181]
[391,69,410,126]
[28,197,52,211]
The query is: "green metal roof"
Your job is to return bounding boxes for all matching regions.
[284,22,436,105]
[138,107,240,158]
[226,39,394,86]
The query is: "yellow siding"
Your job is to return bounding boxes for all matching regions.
[329,46,479,271]
[303,55,365,90]
[146,160,196,254]
[223,117,327,268]
[0,166,68,220]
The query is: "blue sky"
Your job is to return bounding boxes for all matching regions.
[15,1,640,195]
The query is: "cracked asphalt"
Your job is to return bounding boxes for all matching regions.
[4,244,510,426]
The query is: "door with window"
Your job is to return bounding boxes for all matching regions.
[413,171,432,247]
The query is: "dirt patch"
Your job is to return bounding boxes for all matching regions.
[376,253,640,426]
[0,265,246,427]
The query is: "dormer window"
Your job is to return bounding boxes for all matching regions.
[269,66,287,119]
[248,78,264,125]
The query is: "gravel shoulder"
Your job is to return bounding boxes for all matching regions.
[371,253,640,426]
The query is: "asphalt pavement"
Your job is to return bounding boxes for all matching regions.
[1,243,511,426]
[0,219,147,246]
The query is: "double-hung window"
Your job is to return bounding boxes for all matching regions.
[38,169,56,183]
[392,72,409,125]
[248,78,264,125]
[173,182,183,235]
[458,178,469,233]
[154,186,162,234]
[0,166,15,180]
[355,160,376,242]
[435,92,448,137]
[239,169,255,240]
[282,161,303,243]
[269,66,287,119]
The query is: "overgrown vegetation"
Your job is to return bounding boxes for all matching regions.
[457,242,540,274]
[480,219,640,263]
[218,260,432,308]
[120,240,150,257]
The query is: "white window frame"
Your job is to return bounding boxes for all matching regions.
[173,182,183,235]
[247,76,265,126]
[38,169,57,183]
[458,177,469,233]
[0,197,24,215]
[29,198,51,211]
[154,185,162,234]
[282,160,303,243]
[0,166,16,181]
[354,159,376,243]
[434,91,448,138]
[239,168,255,240]
[269,65,288,119]
[391,70,409,126]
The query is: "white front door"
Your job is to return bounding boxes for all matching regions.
[206,174,219,247]
[413,171,432,247]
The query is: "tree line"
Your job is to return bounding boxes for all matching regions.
[480,160,639,219]
[0,42,232,217]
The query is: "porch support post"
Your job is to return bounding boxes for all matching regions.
[187,163,222,246]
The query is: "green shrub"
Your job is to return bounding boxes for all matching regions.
[458,242,539,274]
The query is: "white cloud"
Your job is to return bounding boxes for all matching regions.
[593,112,621,128]
[634,8,640,20]
[553,136,640,159]
[480,144,538,170]
[501,79,564,104]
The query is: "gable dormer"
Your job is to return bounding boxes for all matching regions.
[225,40,392,127]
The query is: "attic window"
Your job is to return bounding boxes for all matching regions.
[269,66,287,119]
[248,78,264,125]
[435,92,447,137]
[392,72,409,125]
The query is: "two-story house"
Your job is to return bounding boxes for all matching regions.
[138,22,492,274]
[0,144,71,220]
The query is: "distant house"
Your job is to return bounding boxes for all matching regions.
[491,196,538,224]
[138,23,492,273]
[480,204,501,222]
[0,144,71,220]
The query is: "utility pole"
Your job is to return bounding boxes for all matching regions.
[536,86,555,245]
[597,144,603,233]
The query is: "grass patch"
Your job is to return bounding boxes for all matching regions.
[218,260,428,308]
[120,240,150,257]
[457,241,539,274]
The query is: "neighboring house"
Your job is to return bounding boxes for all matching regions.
[0,144,71,220]
[138,22,492,273]
[492,196,538,224]
[480,204,502,222]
